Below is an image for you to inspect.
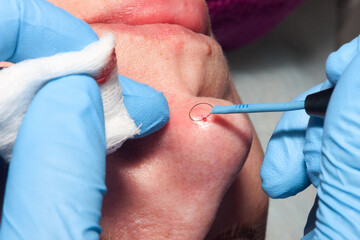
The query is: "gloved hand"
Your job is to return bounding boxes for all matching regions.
[0,0,169,239]
[261,36,360,239]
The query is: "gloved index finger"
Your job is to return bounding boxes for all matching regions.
[0,0,98,63]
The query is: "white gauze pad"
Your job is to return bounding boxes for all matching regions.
[0,33,140,162]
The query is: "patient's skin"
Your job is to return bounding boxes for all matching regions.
[48,0,268,239]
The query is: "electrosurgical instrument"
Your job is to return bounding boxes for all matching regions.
[190,87,334,122]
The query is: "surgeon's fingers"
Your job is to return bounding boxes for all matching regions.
[326,36,360,85]
[304,36,360,212]
[0,75,106,239]
[0,0,98,63]
[261,84,322,198]
[314,54,360,239]
[308,35,360,188]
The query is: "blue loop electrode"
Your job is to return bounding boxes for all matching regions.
[189,87,334,122]
[212,101,305,114]
[212,87,334,117]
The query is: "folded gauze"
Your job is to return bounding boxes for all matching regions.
[0,33,140,162]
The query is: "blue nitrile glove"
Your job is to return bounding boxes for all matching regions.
[120,75,169,139]
[261,36,360,239]
[0,0,169,239]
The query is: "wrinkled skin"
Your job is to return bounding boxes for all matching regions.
[48,0,268,239]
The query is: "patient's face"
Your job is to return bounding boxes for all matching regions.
[48,0,268,239]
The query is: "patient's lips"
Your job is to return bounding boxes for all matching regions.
[86,0,210,35]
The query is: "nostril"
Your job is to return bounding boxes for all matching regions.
[94,49,117,84]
